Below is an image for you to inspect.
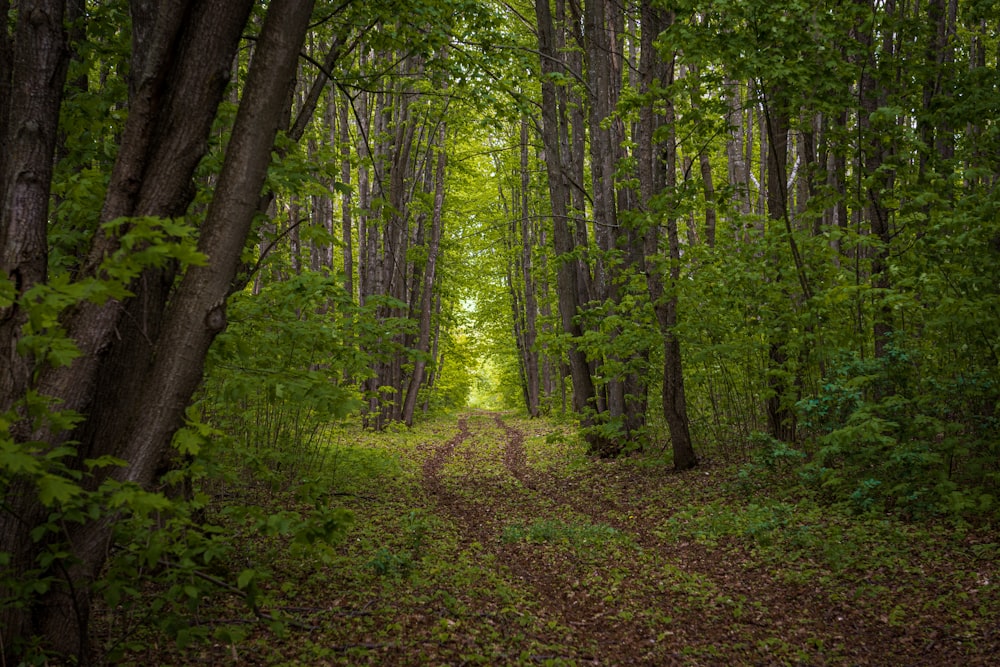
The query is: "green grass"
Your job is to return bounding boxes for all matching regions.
[93,411,1000,666]
[501,518,621,546]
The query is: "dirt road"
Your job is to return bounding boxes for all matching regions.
[107,410,998,666]
[405,411,994,666]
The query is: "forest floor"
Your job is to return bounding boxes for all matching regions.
[100,410,999,666]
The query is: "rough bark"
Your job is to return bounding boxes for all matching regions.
[0,0,71,654]
[535,0,596,419]
[0,0,315,659]
[0,0,69,408]
[37,0,255,449]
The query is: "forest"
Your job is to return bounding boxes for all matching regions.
[1,0,998,664]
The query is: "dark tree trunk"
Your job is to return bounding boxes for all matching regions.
[0,0,315,660]
[763,86,798,443]
[637,0,697,470]
[0,0,69,409]
[855,0,894,359]
[0,0,71,654]
[534,0,596,420]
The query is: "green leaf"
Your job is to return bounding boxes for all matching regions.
[37,474,83,506]
[173,427,203,456]
[237,568,256,590]
[0,274,14,307]
[0,441,43,475]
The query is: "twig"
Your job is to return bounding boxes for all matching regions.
[158,558,317,630]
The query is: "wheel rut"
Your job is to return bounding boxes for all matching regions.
[415,411,951,666]
[419,412,699,664]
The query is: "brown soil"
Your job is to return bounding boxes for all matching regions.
[98,411,999,666]
[413,411,998,666]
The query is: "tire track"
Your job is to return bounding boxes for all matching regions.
[423,412,692,664]
[430,413,946,666]
[489,416,975,667]
[494,413,534,489]
[421,415,469,494]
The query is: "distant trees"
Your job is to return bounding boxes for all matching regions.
[500,0,997,487]
[527,0,698,463]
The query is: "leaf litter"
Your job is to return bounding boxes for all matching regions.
[97,410,999,665]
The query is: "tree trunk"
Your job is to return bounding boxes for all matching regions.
[763,85,798,443]
[0,0,69,409]
[534,0,596,420]
[402,121,447,425]
[637,0,697,470]
[855,0,894,359]
[0,0,314,659]
[339,89,354,298]
[519,117,542,416]
[725,78,752,220]
[0,0,71,655]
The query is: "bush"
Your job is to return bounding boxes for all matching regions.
[795,343,999,518]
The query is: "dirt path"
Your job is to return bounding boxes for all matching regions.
[105,410,998,665]
[414,411,996,666]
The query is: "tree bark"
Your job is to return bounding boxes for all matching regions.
[534,0,596,420]
[0,0,69,409]
[0,0,71,654]
[0,0,315,659]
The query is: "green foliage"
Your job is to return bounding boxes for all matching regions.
[2,265,364,661]
[795,343,999,518]
[736,432,807,494]
[203,271,377,482]
[502,519,621,548]
[96,416,354,661]
[367,510,431,578]
[0,401,243,661]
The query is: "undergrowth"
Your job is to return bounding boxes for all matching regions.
[90,411,1000,666]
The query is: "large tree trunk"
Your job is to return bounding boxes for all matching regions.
[0,0,69,410]
[637,0,697,470]
[0,0,71,653]
[0,0,315,659]
[534,0,596,420]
